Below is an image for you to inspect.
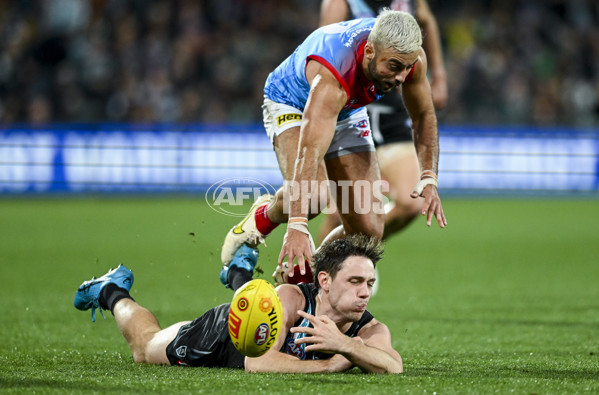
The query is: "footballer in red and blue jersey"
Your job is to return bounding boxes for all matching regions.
[264,18,384,122]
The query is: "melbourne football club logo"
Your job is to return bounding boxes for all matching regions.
[353,120,368,129]
[205,177,277,217]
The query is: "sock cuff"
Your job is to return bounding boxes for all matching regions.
[228,266,254,291]
[255,203,279,235]
[100,283,134,314]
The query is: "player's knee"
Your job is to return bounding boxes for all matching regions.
[366,220,384,239]
[345,214,384,239]
[403,201,422,220]
[130,342,151,364]
[389,194,421,219]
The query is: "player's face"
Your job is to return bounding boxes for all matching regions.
[367,46,420,95]
[327,256,376,322]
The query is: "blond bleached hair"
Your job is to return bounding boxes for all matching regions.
[368,9,422,54]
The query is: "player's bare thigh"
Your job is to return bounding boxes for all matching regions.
[272,126,328,182]
[144,321,191,365]
[325,150,384,238]
[271,127,330,219]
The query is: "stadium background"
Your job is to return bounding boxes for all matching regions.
[1,0,598,194]
[1,0,598,126]
[1,1,598,393]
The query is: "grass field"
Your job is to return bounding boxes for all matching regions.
[1,196,598,394]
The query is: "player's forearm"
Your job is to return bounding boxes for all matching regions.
[287,140,321,218]
[288,66,345,219]
[341,338,403,374]
[287,114,334,218]
[412,110,439,174]
[245,352,335,373]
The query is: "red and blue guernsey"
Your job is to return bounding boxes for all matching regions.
[264,18,382,121]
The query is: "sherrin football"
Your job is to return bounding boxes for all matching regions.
[228,279,283,357]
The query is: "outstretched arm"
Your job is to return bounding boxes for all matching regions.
[402,49,447,228]
[245,344,352,373]
[277,61,347,278]
[291,311,403,374]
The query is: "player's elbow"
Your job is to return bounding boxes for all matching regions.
[382,353,403,374]
[244,358,257,373]
[387,367,403,374]
[382,355,403,374]
[359,354,403,374]
[244,357,257,373]
[244,357,266,373]
[388,358,404,374]
[393,354,404,373]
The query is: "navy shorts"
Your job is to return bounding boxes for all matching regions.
[165,303,245,369]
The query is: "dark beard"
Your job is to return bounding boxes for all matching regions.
[373,80,396,95]
[368,58,394,95]
[373,81,390,96]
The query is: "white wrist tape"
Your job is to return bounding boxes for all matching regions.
[288,217,309,224]
[420,170,438,181]
[412,177,438,196]
[287,221,311,236]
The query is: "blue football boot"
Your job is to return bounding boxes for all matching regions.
[219,245,259,289]
[74,264,133,322]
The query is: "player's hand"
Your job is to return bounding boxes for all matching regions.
[290,310,355,354]
[278,229,312,278]
[411,184,447,228]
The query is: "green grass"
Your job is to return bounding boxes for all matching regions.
[1,196,598,394]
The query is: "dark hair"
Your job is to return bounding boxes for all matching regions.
[312,234,384,289]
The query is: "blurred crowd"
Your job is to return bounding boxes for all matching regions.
[437,0,599,127]
[1,0,598,127]
[0,0,320,124]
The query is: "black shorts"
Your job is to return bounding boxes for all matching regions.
[367,90,413,147]
[165,303,245,369]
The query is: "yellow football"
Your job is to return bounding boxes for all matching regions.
[228,279,283,357]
